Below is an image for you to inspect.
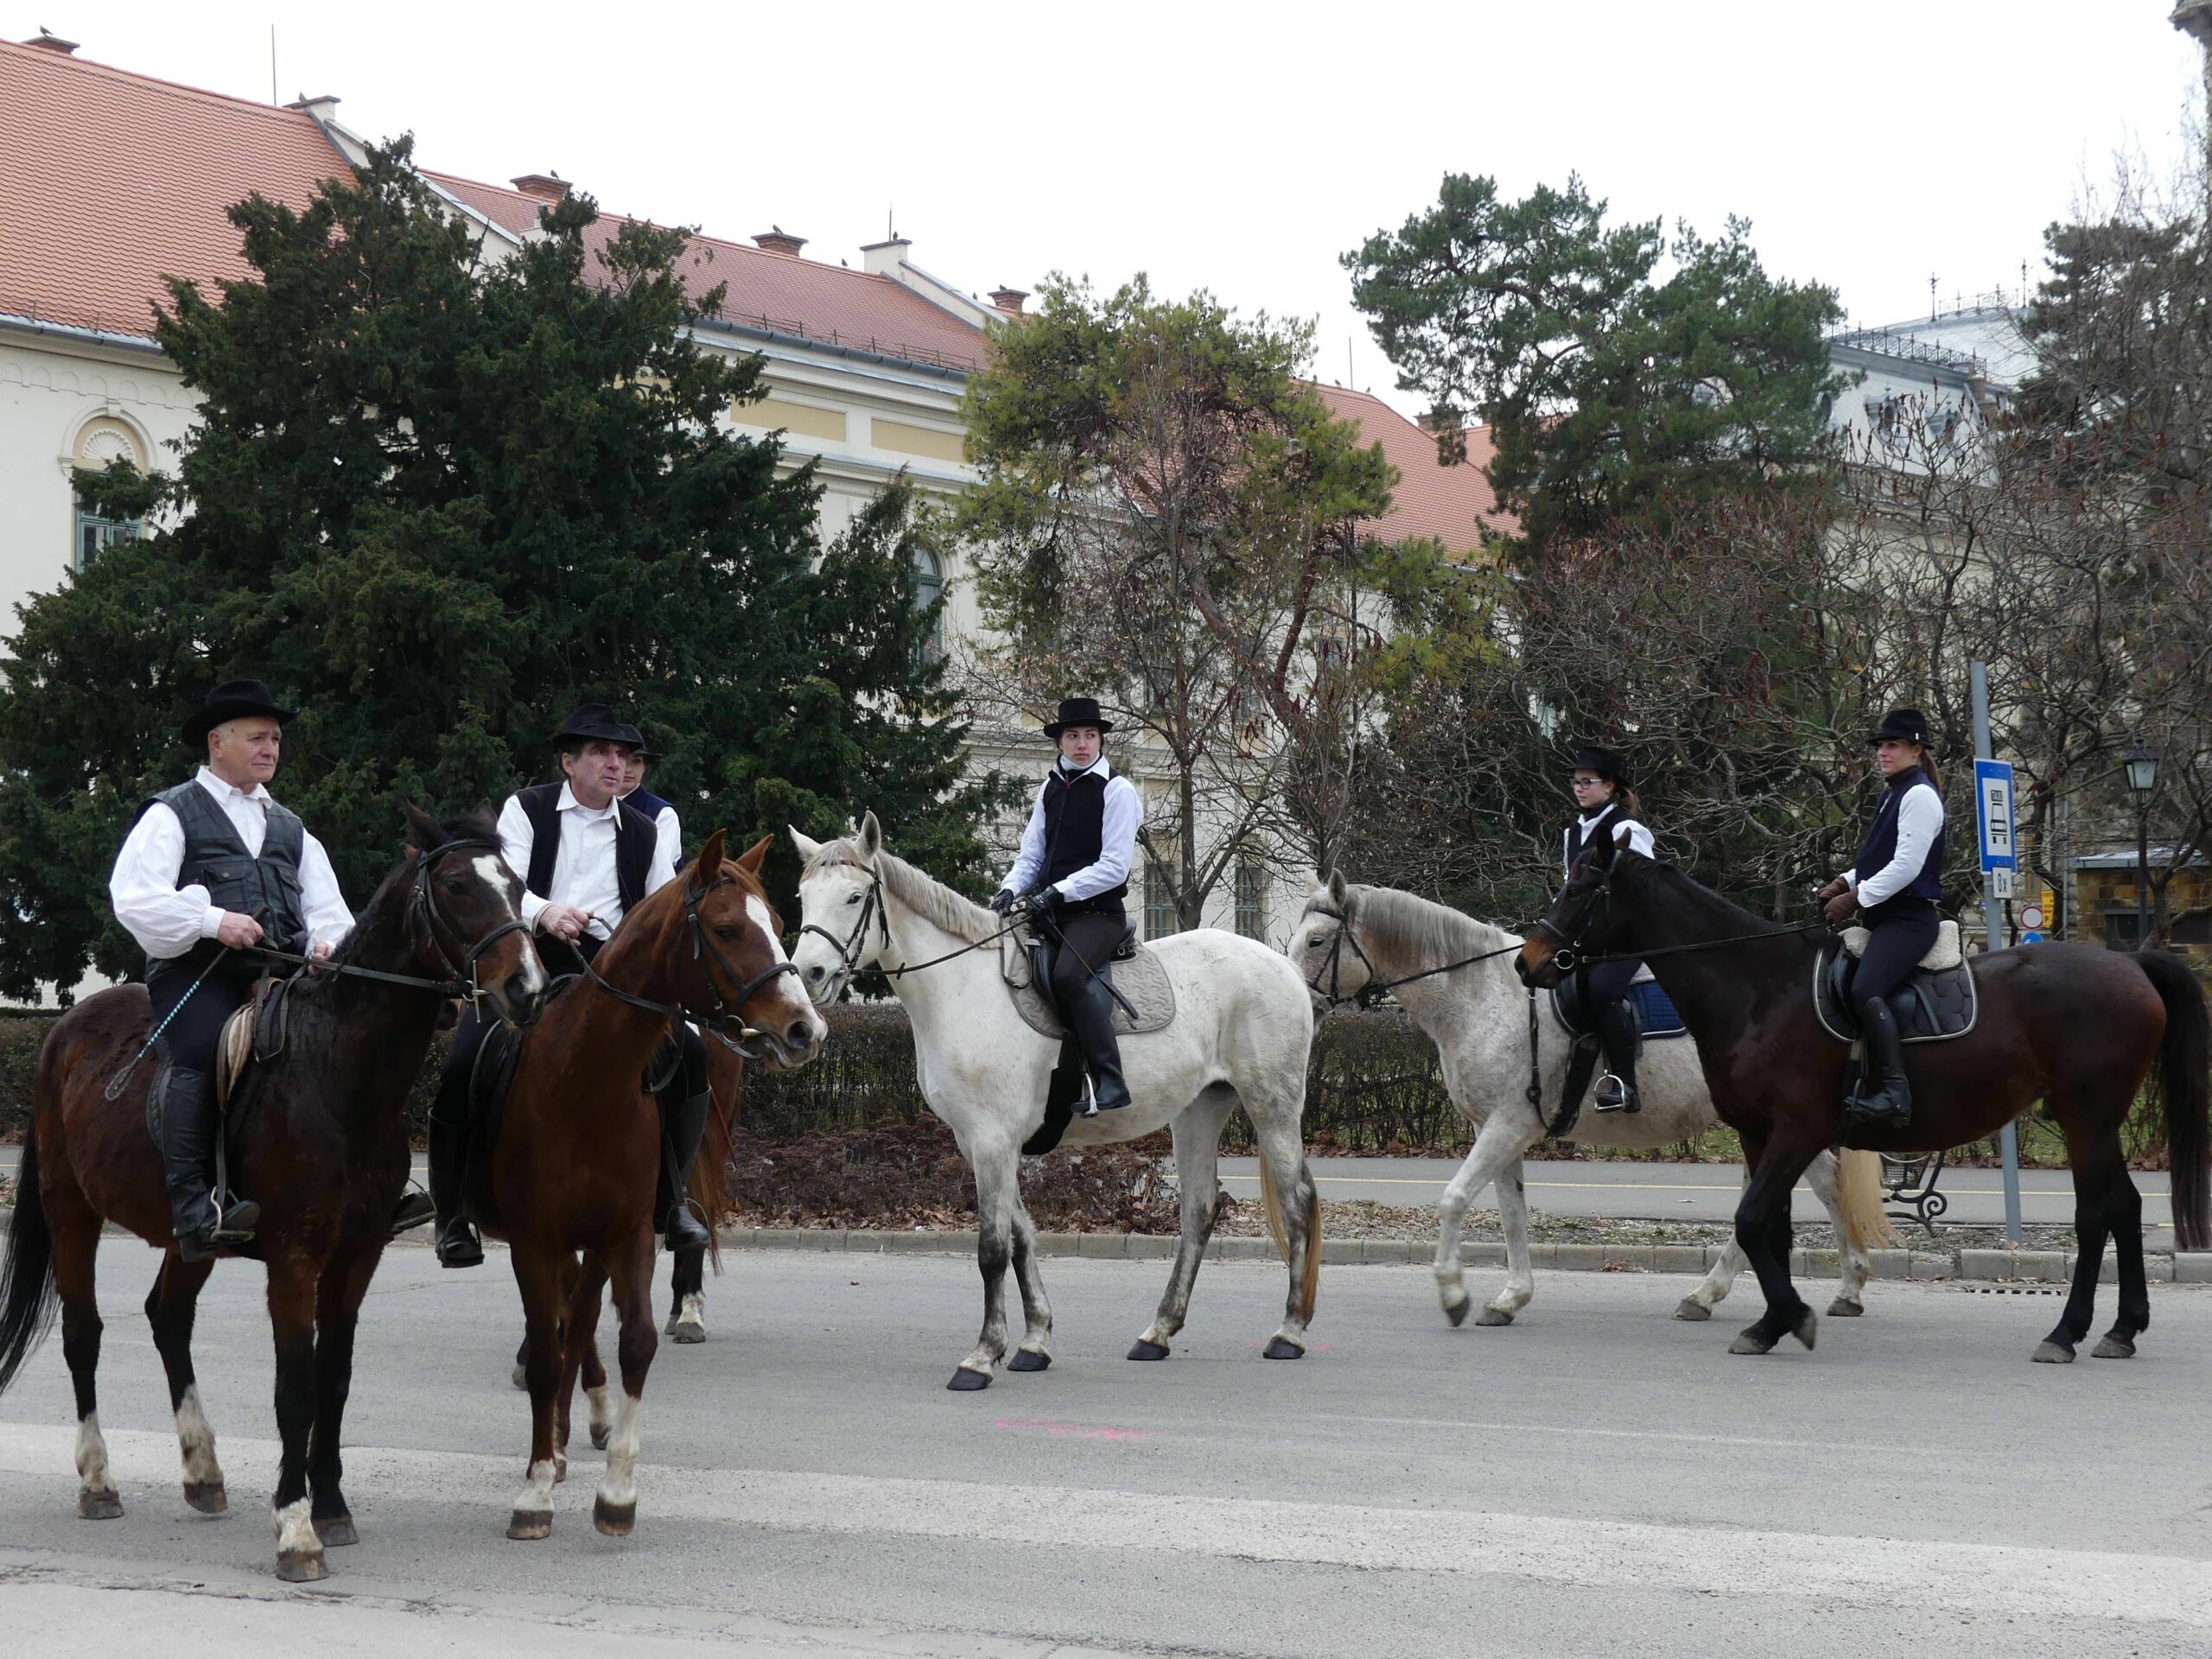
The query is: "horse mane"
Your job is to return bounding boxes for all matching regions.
[326,807,505,975]
[803,836,996,944]
[1329,885,1519,966]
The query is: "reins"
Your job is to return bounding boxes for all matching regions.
[1304,905,1525,1009]
[798,859,1021,990]
[578,871,804,1060]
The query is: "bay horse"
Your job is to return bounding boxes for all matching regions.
[789,813,1321,1390]
[1518,849,2210,1362]
[0,805,548,1581]
[475,831,823,1542]
[1288,876,1894,1328]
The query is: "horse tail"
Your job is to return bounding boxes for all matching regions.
[2135,950,2209,1251]
[1257,1156,1287,1262]
[1256,1156,1323,1325]
[1834,1149,1900,1254]
[0,1120,59,1397]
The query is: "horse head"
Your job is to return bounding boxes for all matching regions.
[670,830,827,1071]
[401,802,550,1027]
[787,810,890,1006]
[1290,871,1374,1011]
[1517,845,1642,989]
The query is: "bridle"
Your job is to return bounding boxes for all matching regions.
[404,837,537,1002]
[797,857,1020,996]
[1303,903,1527,1009]
[582,873,802,1059]
[1526,860,1617,977]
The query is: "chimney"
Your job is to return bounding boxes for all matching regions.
[989,287,1028,314]
[283,93,341,124]
[23,28,78,53]
[510,173,570,202]
[861,235,912,277]
[752,226,807,257]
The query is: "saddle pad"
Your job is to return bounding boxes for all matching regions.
[1813,943,1978,1046]
[1004,937,1175,1039]
[215,976,294,1109]
[1547,977,1688,1041]
[1840,919,1962,971]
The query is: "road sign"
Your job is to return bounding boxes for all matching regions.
[1974,759,2016,873]
[2019,905,2044,931]
[2021,931,2044,944]
[1989,866,2016,899]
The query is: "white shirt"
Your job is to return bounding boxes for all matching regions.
[499,782,677,942]
[1002,757,1142,903]
[1840,780,1945,907]
[1562,809,1654,879]
[109,766,355,960]
[620,791,683,874]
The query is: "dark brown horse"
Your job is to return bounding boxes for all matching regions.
[1519,849,2209,1363]
[474,831,823,1541]
[0,806,547,1581]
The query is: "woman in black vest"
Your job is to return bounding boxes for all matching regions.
[1820,708,1948,1130]
[1563,745,1656,1112]
[990,696,1142,1114]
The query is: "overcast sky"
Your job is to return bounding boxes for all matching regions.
[21,3,2203,416]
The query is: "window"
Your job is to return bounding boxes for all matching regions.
[1234,854,1269,942]
[912,545,944,661]
[1144,842,1181,940]
[74,508,141,572]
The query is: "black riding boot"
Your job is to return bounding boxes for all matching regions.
[158,1065,257,1263]
[427,1107,483,1268]
[1065,975,1133,1115]
[1592,1000,1642,1113]
[1847,997,1913,1131]
[656,1087,714,1253]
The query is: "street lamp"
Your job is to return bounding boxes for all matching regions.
[2126,743,2159,945]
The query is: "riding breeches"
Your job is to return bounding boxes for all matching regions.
[1580,958,1642,1011]
[1852,907,1941,1008]
[145,958,252,1075]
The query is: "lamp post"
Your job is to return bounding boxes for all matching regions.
[2126,743,2160,945]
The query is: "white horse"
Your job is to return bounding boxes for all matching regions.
[789,814,1321,1389]
[1287,876,1894,1327]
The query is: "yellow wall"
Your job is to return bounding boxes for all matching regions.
[872,417,966,464]
[734,395,848,442]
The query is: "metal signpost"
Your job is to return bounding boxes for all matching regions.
[1970,661,2024,1243]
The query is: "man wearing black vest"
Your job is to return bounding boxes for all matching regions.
[109,679,374,1261]
[990,696,1142,1115]
[427,703,711,1267]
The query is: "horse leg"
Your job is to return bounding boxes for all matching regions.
[1006,1196,1055,1370]
[1130,1085,1236,1360]
[950,1142,1019,1390]
[306,1243,382,1547]
[505,1244,567,1539]
[591,1226,658,1538]
[265,1260,325,1581]
[144,1251,224,1515]
[1680,1166,1752,1322]
[556,1255,610,1478]
[49,1192,118,1521]
[2094,1163,2150,1357]
[2036,1134,2118,1363]
[664,1245,707,1344]
[1726,1134,1821,1357]
[1249,1090,1319,1361]
[1802,1148,1870,1317]
[579,1303,613,1452]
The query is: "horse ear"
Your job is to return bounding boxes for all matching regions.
[473,798,495,822]
[858,810,883,857]
[788,825,823,862]
[1325,869,1348,908]
[403,800,442,853]
[696,829,728,879]
[735,833,772,874]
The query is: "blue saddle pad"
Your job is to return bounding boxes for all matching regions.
[1626,980,1686,1039]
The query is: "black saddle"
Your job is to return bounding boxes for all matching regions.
[1018,920,1138,1160]
[1023,921,1139,1025]
[1813,943,1978,1045]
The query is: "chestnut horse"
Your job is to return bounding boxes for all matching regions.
[1519,849,2209,1363]
[474,831,823,1542]
[0,806,548,1581]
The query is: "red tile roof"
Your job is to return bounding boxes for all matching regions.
[424,172,988,374]
[0,41,346,339]
[1311,383,1514,553]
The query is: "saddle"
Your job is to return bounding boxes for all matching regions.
[1001,922,1174,1039]
[1536,973,1689,1142]
[1812,921,1978,1045]
[214,974,298,1110]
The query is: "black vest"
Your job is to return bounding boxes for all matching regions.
[138,779,308,974]
[1854,768,1945,922]
[1565,800,1630,874]
[515,781,657,919]
[1039,766,1128,908]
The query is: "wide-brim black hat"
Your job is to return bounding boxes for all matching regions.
[1570,744,1628,785]
[1043,696,1115,740]
[1868,708,1935,749]
[181,678,296,746]
[551,702,638,747]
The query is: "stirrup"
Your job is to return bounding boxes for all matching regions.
[1591,1073,1639,1114]
[208,1194,260,1242]
[435,1218,485,1268]
[390,1187,437,1235]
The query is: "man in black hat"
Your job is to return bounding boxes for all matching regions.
[109,678,385,1261]
[426,703,712,1266]
[989,696,1142,1115]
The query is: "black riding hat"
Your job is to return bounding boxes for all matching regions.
[1570,745,1628,786]
[1869,708,1936,749]
[181,677,296,746]
[550,703,638,748]
[1043,696,1114,740]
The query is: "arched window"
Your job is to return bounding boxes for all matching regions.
[912,545,944,661]
[70,415,149,572]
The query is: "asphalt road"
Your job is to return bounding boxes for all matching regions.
[3,1243,2209,1656]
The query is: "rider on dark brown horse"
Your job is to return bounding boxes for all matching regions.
[1819,708,1948,1132]
[989,696,1141,1116]
[107,679,435,1261]
[1564,745,1656,1113]
[428,704,713,1267]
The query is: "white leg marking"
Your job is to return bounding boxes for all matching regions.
[587,1383,614,1441]
[512,1457,557,1519]
[597,1394,643,1511]
[271,1497,321,1557]
[75,1413,113,1494]
[672,1294,706,1338]
[175,1385,221,1486]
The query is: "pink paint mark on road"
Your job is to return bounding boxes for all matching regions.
[994,1415,1151,1441]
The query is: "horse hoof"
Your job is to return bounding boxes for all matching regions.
[2092,1335,2137,1359]
[946,1366,993,1391]
[1262,1336,1305,1360]
[1126,1339,1170,1362]
[1443,1297,1470,1327]
[1827,1299,1865,1319]
[1674,1299,1713,1323]
[275,1549,327,1583]
[592,1496,636,1537]
[506,1510,553,1541]
[510,1362,528,1391]
[2032,1339,2075,1364]
[671,1319,707,1346]
[1473,1306,1514,1327]
[313,1514,358,1548]
[1007,1349,1051,1372]
[77,1491,123,1520]
[590,1424,611,1451]
[1728,1328,1778,1356]
[1792,1311,1818,1351]
[183,1480,227,1516]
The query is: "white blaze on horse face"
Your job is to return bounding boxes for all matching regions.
[747,893,828,1040]
[474,853,548,996]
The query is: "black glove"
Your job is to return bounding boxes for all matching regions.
[1033,887,1065,917]
[989,889,1017,916]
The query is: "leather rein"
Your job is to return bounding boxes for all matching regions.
[580,873,801,1061]
[797,860,1020,991]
